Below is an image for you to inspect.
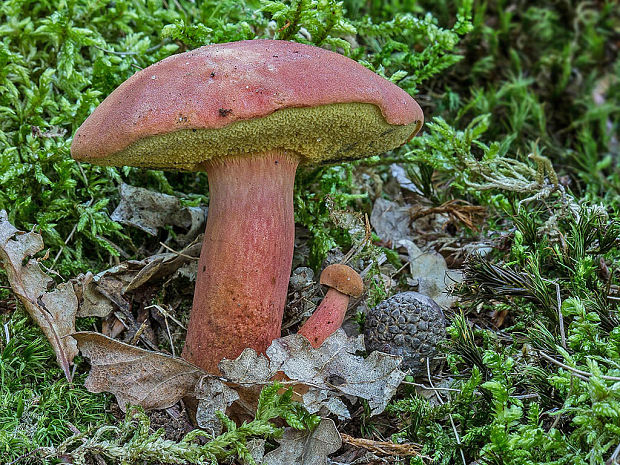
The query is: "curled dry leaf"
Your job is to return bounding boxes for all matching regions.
[111,183,206,244]
[262,418,342,465]
[73,331,204,411]
[0,211,78,381]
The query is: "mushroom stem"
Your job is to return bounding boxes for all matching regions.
[182,150,299,373]
[298,289,350,348]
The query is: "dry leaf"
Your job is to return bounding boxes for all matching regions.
[262,418,342,465]
[73,240,201,318]
[73,331,204,411]
[195,377,239,434]
[302,390,351,420]
[390,164,422,194]
[111,183,206,244]
[218,347,273,384]
[0,211,78,381]
[74,330,402,420]
[370,198,414,245]
[398,238,463,309]
[267,330,404,416]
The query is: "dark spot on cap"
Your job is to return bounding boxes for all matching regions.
[218,108,233,117]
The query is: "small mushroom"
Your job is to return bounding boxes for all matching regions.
[298,264,363,348]
[71,40,423,373]
[364,292,446,374]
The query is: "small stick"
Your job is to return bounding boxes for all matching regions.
[130,320,149,345]
[427,359,466,465]
[538,351,620,381]
[341,433,426,459]
[606,443,620,465]
[145,304,187,330]
[159,242,199,260]
[7,448,44,465]
[543,278,566,348]
[401,381,462,392]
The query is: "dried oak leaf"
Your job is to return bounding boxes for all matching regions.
[195,377,240,434]
[73,331,204,411]
[370,198,413,245]
[0,211,78,381]
[267,330,404,416]
[263,418,342,465]
[219,347,273,383]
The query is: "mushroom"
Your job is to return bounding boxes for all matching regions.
[298,264,363,348]
[71,40,423,373]
[364,292,446,374]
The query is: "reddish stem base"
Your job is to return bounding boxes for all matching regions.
[182,151,299,373]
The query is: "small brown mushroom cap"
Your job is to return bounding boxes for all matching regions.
[320,264,363,297]
[71,40,423,171]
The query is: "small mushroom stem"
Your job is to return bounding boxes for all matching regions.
[182,150,299,373]
[298,289,350,348]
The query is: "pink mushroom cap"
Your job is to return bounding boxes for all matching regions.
[71,39,423,169]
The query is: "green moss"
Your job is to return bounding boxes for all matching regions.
[0,311,109,461]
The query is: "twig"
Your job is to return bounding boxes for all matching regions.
[341,214,372,265]
[513,393,541,400]
[427,359,466,465]
[543,278,566,349]
[538,351,620,381]
[96,235,130,259]
[400,381,462,393]
[8,448,44,465]
[145,304,187,330]
[449,413,467,465]
[390,260,411,280]
[341,433,426,459]
[426,358,444,405]
[158,242,199,260]
[555,282,566,349]
[130,319,149,345]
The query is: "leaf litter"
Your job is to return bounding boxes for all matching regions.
[370,198,463,308]
[0,210,78,381]
[72,329,405,463]
[111,183,206,244]
[262,418,342,465]
[1,208,407,463]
